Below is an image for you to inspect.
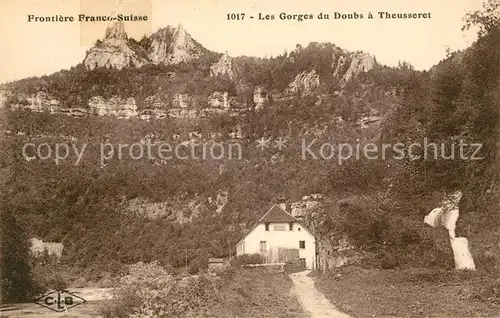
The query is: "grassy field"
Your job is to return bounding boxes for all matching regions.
[97,266,307,317]
[314,266,500,317]
[195,268,307,317]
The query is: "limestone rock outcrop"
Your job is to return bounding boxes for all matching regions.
[139,109,168,120]
[210,53,238,80]
[0,89,9,109]
[30,238,64,259]
[424,191,476,270]
[332,50,376,85]
[169,24,203,64]
[19,91,60,112]
[209,189,229,214]
[8,91,88,118]
[172,93,194,108]
[333,55,350,80]
[89,96,138,118]
[291,193,324,218]
[84,21,147,70]
[201,91,244,117]
[253,86,269,111]
[148,27,174,64]
[288,70,320,95]
[143,95,166,109]
[84,23,204,70]
[342,52,376,83]
[125,196,207,224]
[148,24,203,65]
[7,90,243,120]
[208,91,230,109]
[167,108,199,119]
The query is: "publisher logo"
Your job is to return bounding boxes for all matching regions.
[34,290,86,312]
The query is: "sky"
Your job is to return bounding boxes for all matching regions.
[0,0,484,84]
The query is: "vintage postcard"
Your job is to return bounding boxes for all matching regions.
[1,0,499,317]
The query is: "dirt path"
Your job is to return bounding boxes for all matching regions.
[290,270,350,318]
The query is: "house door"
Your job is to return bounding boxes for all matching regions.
[259,241,267,254]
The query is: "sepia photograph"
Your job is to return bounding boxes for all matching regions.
[0,0,499,317]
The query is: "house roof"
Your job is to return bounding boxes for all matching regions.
[235,205,315,246]
[258,205,297,223]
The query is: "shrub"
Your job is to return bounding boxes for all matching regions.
[230,254,265,267]
[165,275,221,316]
[100,261,223,317]
[379,252,399,269]
[101,261,175,318]
[334,199,389,249]
[31,250,69,292]
[1,209,39,303]
[188,255,208,274]
[99,289,141,318]
[216,266,236,280]
[33,270,68,292]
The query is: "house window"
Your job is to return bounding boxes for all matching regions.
[260,241,267,253]
[299,241,305,249]
[273,225,286,231]
[265,223,269,231]
[298,227,301,231]
[289,223,293,231]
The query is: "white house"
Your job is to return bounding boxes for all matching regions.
[236,202,316,269]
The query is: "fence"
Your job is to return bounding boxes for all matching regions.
[263,247,301,264]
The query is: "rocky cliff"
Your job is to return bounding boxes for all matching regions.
[89,96,138,118]
[148,24,204,65]
[84,23,205,70]
[5,90,242,120]
[210,53,239,80]
[288,70,320,95]
[290,194,324,218]
[342,52,376,83]
[253,86,269,111]
[332,50,376,84]
[84,21,148,70]
[125,196,205,224]
[4,21,391,125]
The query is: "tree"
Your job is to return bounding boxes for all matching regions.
[397,60,414,71]
[463,0,500,36]
[0,209,38,303]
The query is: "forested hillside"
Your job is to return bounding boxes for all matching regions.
[0,43,410,284]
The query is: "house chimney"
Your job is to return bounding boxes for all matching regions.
[277,197,287,212]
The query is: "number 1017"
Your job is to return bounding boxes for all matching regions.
[227,13,245,20]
